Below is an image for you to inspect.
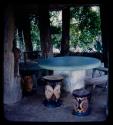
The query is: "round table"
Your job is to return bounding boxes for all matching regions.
[38,56,101,93]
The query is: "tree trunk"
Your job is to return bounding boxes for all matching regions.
[61,7,70,56]
[4,5,22,104]
[38,5,53,58]
[22,15,33,52]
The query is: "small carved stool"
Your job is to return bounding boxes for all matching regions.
[72,88,91,116]
[42,75,64,107]
[21,75,33,93]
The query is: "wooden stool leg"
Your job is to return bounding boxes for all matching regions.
[32,74,37,90]
[92,69,96,78]
[90,84,96,104]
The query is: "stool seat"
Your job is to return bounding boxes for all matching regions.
[43,75,64,82]
[72,88,90,97]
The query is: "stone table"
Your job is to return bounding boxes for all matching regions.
[38,56,101,93]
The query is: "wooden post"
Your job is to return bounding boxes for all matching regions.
[15,11,33,59]
[4,5,22,104]
[38,5,53,58]
[61,7,70,56]
[100,5,109,67]
[15,12,25,61]
[22,15,33,52]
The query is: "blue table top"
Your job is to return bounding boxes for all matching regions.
[38,56,101,71]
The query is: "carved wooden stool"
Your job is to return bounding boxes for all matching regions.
[72,88,91,116]
[42,75,64,107]
[21,75,33,92]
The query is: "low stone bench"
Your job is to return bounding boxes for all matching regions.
[42,75,64,107]
[85,75,108,89]
[85,74,108,114]
[92,67,108,77]
[94,67,108,72]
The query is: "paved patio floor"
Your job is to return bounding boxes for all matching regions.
[4,81,108,122]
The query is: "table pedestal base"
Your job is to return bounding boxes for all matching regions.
[43,99,62,108]
[72,109,91,116]
[54,70,86,93]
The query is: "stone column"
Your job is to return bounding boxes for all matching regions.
[4,5,22,104]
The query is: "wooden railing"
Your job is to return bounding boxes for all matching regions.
[54,52,104,62]
[23,51,42,62]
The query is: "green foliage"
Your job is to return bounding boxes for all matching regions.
[70,23,80,47]
[49,11,62,27]
[70,6,101,50]
[50,26,61,34]
[51,34,62,48]
[30,16,41,51]
[30,6,102,53]
[49,11,62,49]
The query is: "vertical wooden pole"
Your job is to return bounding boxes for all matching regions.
[100,5,109,67]
[15,12,25,61]
[61,7,70,56]
[38,5,53,58]
[22,15,33,52]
